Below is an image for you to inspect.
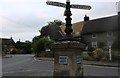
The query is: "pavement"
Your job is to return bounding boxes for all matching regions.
[83,60,119,67]
[2,55,12,58]
[34,57,54,61]
[34,57,119,67]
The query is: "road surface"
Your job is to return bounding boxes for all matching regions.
[2,54,119,77]
[2,54,53,76]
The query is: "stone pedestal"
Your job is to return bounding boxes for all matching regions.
[52,41,85,78]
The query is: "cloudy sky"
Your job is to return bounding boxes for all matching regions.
[0,0,119,42]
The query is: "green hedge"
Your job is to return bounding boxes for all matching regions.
[83,52,93,60]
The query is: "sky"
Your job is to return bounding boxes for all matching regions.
[0,0,120,42]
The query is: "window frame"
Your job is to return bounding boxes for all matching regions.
[107,41,113,46]
[92,41,97,48]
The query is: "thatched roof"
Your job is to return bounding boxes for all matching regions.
[60,21,85,36]
[81,15,119,34]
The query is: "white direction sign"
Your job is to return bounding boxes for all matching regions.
[46,1,66,8]
[71,4,91,10]
[46,0,91,10]
[59,56,68,64]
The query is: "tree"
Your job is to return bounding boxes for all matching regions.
[32,37,54,57]
[48,19,63,26]
[32,19,63,56]
[40,26,48,37]
[24,41,32,54]
[15,40,32,54]
[15,41,25,49]
[39,19,64,40]
[15,41,25,54]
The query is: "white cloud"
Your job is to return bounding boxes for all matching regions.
[1,16,40,42]
[11,31,40,42]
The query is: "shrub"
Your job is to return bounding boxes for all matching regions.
[83,52,93,60]
[32,37,54,57]
[92,48,104,61]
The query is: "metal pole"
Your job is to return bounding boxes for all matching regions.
[64,0,73,39]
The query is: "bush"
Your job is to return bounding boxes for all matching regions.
[83,52,93,60]
[32,37,54,57]
[92,48,104,61]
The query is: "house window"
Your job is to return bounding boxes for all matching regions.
[92,41,97,48]
[92,33,96,38]
[107,41,113,46]
[107,32,113,37]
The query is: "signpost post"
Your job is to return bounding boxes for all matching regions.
[47,0,91,77]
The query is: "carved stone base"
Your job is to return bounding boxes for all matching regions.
[52,41,85,78]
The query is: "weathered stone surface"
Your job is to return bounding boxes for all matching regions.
[52,41,85,77]
[52,41,85,50]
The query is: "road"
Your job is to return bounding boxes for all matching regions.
[84,65,119,76]
[2,54,53,76]
[2,54,119,77]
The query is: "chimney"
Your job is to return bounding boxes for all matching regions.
[84,14,89,22]
[10,37,12,40]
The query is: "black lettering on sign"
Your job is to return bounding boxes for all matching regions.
[46,1,66,8]
[59,56,68,64]
[71,4,91,10]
